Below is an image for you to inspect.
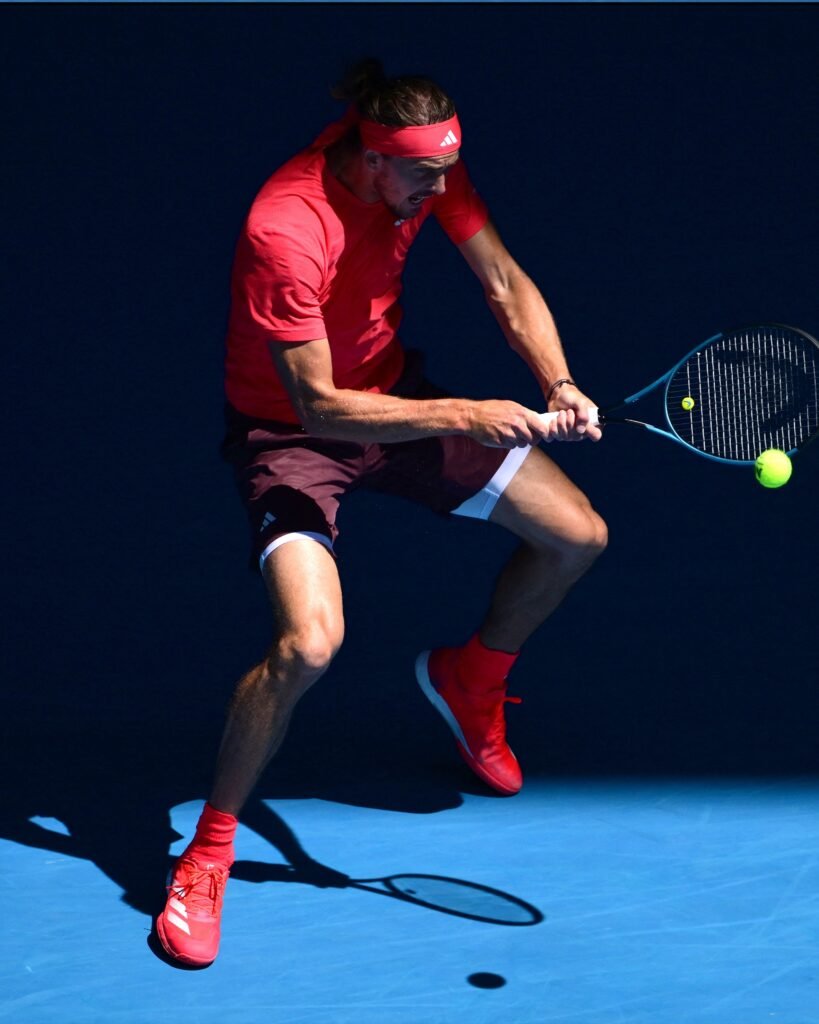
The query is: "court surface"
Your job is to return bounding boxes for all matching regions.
[3,764,819,1024]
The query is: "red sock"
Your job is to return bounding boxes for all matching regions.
[184,803,238,869]
[452,633,519,693]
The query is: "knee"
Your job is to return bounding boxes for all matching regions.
[571,506,608,566]
[583,509,608,560]
[268,617,344,692]
[536,505,608,571]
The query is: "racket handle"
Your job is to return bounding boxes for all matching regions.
[537,406,600,428]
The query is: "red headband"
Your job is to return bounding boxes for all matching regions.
[359,115,462,158]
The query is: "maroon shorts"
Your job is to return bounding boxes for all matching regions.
[220,353,528,571]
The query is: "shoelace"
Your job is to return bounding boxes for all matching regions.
[171,859,227,915]
[462,690,522,713]
[455,687,522,745]
[485,694,522,743]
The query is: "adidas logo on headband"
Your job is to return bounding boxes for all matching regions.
[359,115,463,158]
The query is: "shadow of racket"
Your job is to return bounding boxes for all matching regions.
[350,873,544,926]
[229,857,544,926]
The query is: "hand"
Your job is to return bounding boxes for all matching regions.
[467,399,555,449]
[541,384,603,443]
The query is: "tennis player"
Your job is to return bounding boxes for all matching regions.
[156,59,606,967]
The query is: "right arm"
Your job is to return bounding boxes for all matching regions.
[268,338,550,449]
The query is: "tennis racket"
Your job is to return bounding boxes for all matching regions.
[540,324,819,464]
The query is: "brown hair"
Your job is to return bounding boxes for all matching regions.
[332,57,455,127]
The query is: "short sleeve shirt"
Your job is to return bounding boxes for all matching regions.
[224,114,490,422]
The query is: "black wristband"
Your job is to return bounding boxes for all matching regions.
[546,378,576,402]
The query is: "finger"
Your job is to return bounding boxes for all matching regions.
[524,411,553,443]
[585,423,604,442]
[572,403,601,436]
[557,409,575,440]
[542,413,566,443]
[504,422,535,448]
[572,408,589,435]
[514,426,537,447]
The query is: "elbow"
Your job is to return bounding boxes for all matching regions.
[294,395,336,436]
[296,402,324,435]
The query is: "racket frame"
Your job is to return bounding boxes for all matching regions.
[607,331,740,464]
[592,324,819,465]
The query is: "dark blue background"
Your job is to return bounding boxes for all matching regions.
[3,4,817,796]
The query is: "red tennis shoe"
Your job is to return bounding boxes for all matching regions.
[415,648,523,795]
[156,855,230,967]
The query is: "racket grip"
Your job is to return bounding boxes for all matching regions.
[537,406,600,428]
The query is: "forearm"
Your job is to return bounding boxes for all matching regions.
[486,266,572,397]
[271,335,551,448]
[300,389,473,443]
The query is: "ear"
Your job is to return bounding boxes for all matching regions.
[363,149,384,172]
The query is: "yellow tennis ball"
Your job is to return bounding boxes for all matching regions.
[681,396,695,411]
[754,448,792,488]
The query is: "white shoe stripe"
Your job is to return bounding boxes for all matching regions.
[167,911,191,935]
[169,897,188,917]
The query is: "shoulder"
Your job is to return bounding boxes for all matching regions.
[431,157,489,245]
[244,158,334,260]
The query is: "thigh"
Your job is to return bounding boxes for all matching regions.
[262,536,344,645]
[488,445,603,550]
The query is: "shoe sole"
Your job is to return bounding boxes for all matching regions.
[155,914,215,968]
[414,651,521,796]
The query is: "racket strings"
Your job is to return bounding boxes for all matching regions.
[666,326,819,459]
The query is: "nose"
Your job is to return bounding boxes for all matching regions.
[430,174,447,196]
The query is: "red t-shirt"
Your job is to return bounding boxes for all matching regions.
[224,113,490,422]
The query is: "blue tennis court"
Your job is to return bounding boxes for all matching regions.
[4,767,819,1022]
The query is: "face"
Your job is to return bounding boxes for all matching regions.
[370,152,460,220]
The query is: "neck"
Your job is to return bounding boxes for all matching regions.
[326,138,379,204]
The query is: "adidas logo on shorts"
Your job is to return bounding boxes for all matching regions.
[260,512,277,532]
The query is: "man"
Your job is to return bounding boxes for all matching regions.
[156,60,606,968]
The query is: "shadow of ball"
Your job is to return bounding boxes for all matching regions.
[467,972,506,989]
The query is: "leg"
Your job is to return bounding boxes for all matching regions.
[415,446,606,795]
[482,446,607,651]
[155,537,343,967]
[209,537,344,816]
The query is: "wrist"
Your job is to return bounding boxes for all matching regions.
[546,377,576,405]
[453,398,476,435]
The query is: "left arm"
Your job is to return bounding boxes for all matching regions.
[458,221,601,441]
